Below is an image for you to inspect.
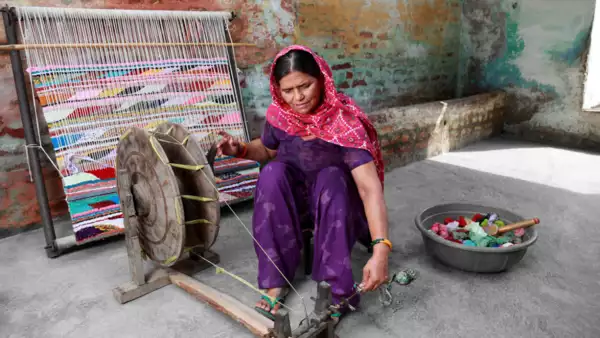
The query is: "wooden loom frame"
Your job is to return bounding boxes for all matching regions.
[0,6,253,259]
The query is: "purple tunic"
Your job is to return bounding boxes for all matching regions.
[252,121,373,308]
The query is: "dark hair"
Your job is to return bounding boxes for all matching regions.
[273,50,322,83]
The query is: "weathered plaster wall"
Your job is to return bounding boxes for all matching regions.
[459,0,600,149]
[372,91,505,171]
[0,0,464,236]
[245,0,463,136]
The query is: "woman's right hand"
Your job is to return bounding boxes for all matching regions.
[216,130,241,157]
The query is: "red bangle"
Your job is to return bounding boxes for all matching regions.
[237,142,248,158]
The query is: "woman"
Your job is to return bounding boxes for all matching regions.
[216,45,391,323]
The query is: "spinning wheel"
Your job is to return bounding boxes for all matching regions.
[113,123,342,338]
[115,122,220,267]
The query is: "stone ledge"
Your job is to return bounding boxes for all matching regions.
[371,91,506,171]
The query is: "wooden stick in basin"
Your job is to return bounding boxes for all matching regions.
[484,218,540,236]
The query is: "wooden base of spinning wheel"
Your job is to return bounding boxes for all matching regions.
[112,123,339,338]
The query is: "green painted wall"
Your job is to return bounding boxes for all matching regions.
[460,0,600,148]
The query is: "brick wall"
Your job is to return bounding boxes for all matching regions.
[245,0,464,136]
[372,91,506,171]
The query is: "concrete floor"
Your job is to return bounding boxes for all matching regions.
[2,138,600,338]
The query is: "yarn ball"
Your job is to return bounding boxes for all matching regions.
[446,221,460,231]
[514,228,525,237]
[463,240,476,247]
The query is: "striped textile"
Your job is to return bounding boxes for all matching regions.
[27,59,258,244]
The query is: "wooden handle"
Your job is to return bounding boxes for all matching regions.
[498,218,540,234]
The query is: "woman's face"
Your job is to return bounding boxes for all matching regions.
[278,71,322,114]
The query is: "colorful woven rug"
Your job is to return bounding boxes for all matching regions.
[215,157,260,204]
[27,59,258,244]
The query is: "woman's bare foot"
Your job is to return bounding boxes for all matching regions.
[255,287,287,316]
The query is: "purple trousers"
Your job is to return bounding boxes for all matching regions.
[252,161,370,306]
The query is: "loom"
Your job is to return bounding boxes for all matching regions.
[1,5,259,258]
[3,5,341,338]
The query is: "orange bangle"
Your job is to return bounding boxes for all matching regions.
[371,238,393,251]
[237,142,248,158]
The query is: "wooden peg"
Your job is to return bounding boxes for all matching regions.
[273,308,292,338]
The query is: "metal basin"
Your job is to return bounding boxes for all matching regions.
[414,203,538,273]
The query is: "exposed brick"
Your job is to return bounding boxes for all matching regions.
[339,81,350,89]
[346,72,353,79]
[352,79,367,87]
[377,32,389,40]
[370,42,378,49]
[415,141,429,149]
[332,62,352,70]
[359,31,373,38]
[370,92,506,171]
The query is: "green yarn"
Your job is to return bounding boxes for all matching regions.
[452,231,469,241]
[466,222,488,243]
[475,236,496,247]
[392,269,418,285]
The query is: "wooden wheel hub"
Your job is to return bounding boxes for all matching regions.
[116,122,220,267]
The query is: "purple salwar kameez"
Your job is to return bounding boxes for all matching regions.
[252,121,373,306]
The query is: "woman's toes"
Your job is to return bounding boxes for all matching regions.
[270,303,280,315]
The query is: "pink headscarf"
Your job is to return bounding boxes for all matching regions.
[265,45,384,183]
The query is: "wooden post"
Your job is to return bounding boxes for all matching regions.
[113,169,171,304]
[314,282,332,316]
[314,282,335,338]
[292,282,338,338]
[274,308,292,338]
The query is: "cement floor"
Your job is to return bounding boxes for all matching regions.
[1,138,600,338]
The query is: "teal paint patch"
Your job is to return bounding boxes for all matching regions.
[545,28,590,66]
[481,7,557,95]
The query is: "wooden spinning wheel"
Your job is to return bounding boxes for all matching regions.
[116,122,220,267]
[113,123,340,338]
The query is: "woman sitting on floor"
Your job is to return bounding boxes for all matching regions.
[216,45,391,323]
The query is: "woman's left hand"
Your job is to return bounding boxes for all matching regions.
[359,246,390,292]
